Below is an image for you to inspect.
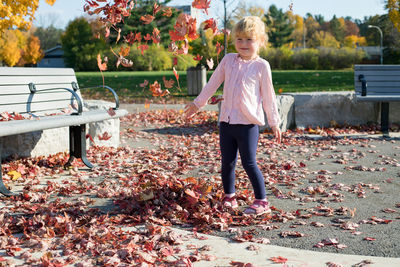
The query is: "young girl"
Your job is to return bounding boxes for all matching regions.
[184,16,281,215]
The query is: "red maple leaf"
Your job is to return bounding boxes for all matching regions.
[204,18,218,35]
[192,0,211,14]
[270,256,288,263]
[98,132,112,141]
[140,14,154,24]
[163,77,175,89]
[153,2,161,15]
[193,54,203,61]
[208,96,223,105]
[97,54,107,71]
[162,7,173,17]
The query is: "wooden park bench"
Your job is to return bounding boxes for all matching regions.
[0,67,128,196]
[354,65,400,136]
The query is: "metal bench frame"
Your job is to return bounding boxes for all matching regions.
[0,68,128,196]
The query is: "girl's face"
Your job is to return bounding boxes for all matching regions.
[234,33,261,60]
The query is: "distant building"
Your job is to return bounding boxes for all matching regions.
[37,45,66,68]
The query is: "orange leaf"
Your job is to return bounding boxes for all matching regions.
[204,18,218,35]
[97,54,107,71]
[192,0,211,14]
[270,256,288,263]
[163,7,173,17]
[163,77,175,89]
[153,3,161,15]
[140,14,155,24]
[173,67,179,81]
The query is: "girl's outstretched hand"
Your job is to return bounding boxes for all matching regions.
[184,102,199,119]
[271,125,281,143]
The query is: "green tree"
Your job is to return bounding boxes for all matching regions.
[61,17,106,71]
[329,16,346,43]
[264,5,294,47]
[34,26,63,51]
[308,30,340,48]
[304,15,320,46]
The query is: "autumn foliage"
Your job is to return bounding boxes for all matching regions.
[0,0,56,33]
[0,29,43,66]
[387,0,400,31]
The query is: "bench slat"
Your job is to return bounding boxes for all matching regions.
[355,94,400,101]
[354,65,400,70]
[354,70,400,76]
[353,76,400,82]
[0,75,77,86]
[0,109,128,137]
[355,81,400,87]
[0,67,76,76]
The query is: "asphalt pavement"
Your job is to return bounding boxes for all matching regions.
[118,103,400,265]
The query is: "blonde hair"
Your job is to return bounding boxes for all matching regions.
[232,16,268,46]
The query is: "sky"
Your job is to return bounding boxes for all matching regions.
[34,0,387,29]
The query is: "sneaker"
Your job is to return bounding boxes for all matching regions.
[243,200,271,215]
[222,196,238,209]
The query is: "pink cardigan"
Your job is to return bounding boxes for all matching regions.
[193,53,281,127]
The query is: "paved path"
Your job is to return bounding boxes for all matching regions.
[118,103,400,266]
[1,103,399,266]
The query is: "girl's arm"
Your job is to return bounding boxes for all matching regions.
[193,56,227,109]
[184,56,228,119]
[260,61,282,143]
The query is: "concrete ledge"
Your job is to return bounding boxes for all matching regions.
[288,92,400,128]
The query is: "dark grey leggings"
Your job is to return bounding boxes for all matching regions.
[219,122,266,199]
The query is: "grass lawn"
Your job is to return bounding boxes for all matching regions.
[76,70,354,102]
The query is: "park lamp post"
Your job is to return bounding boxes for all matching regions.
[368,25,383,65]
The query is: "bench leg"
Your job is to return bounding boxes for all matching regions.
[381,102,389,137]
[0,152,16,196]
[65,124,94,169]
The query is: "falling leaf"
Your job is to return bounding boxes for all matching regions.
[208,96,223,105]
[140,80,149,88]
[163,7,173,17]
[193,54,203,61]
[206,58,214,69]
[97,54,107,71]
[163,77,175,89]
[140,14,155,24]
[204,19,218,35]
[173,67,179,81]
[192,0,211,14]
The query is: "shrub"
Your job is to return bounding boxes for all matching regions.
[292,48,319,69]
[172,53,197,71]
[259,47,293,69]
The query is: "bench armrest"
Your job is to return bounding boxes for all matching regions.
[81,85,120,110]
[38,87,83,115]
[358,74,367,96]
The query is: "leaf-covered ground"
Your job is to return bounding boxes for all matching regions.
[1,109,399,266]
